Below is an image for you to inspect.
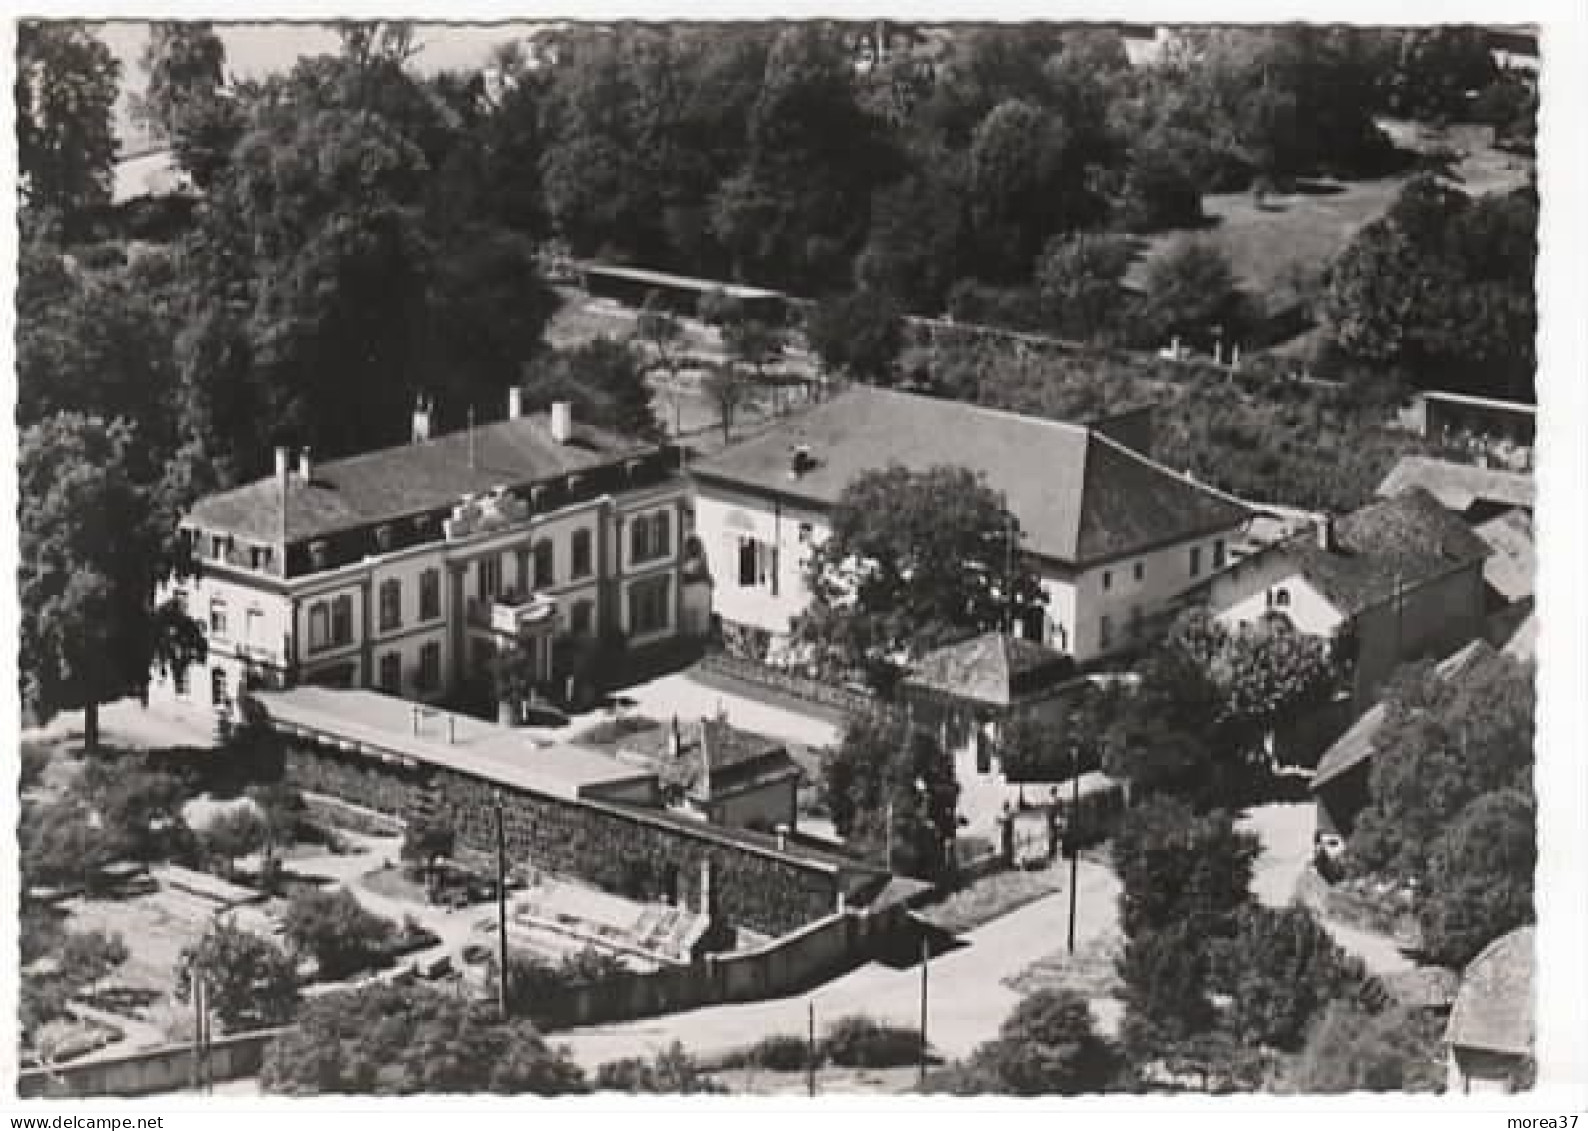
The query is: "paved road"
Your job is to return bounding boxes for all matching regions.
[554,858,1120,1071]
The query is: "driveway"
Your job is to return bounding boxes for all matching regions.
[554,857,1119,1070]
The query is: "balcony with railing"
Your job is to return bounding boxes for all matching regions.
[466,590,559,637]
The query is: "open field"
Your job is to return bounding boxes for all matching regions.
[1126,120,1534,304]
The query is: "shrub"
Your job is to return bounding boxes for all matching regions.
[594,1043,725,1093]
[749,1033,814,1072]
[175,917,299,1031]
[281,888,396,980]
[821,1015,923,1068]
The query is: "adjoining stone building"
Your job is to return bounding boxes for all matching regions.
[151,393,709,720]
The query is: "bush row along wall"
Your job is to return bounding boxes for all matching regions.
[698,649,876,717]
[280,737,842,937]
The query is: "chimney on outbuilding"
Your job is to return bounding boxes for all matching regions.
[275,446,290,484]
[550,400,574,444]
[508,385,524,421]
[298,448,312,483]
[1315,512,1336,552]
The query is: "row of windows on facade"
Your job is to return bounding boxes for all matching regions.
[1100,538,1227,593]
[204,514,675,652]
[196,507,673,578]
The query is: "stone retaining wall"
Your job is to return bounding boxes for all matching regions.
[281,736,843,937]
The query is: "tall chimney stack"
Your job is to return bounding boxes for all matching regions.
[298,448,312,483]
[1316,512,1335,552]
[508,386,524,421]
[275,446,290,483]
[412,396,433,444]
[550,401,573,444]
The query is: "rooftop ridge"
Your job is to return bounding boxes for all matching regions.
[1087,427,1258,516]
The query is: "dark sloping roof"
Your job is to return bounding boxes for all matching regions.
[905,631,1074,707]
[1476,508,1535,604]
[691,387,1250,565]
[189,412,658,543]
[614,718,801,800]
[1377,456,1534,514]
[1312,639,1498,789]
[1502,612,1536,662]
[1446,925,1535,1056]
[1269,489,1491,618]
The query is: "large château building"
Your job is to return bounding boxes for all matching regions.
[151,392,704,717]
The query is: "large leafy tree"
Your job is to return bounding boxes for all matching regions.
[16,21,120,219]
[1099,647,1225,802]
[1349,652,1534,882]
[19,415,205,750]
[1285,1001,1446,1093]
[261,982,588,1094]
[820,712,959,879]
[966,98,1098,283]
[1136,239,1248,346]
[1033,232,1134,343]
[796,465,1046,678]
[968,990,1120,1095]
[1209,904,1377,1051]
[175,917,301,1031]
[1417,788,1536,968]
[1110,796,1258,942]
[172,49,558,471]
[134,22,226,144]
[855,152,969,314]
[805,288,904,385]
[521,335,659,440]
[1323,178,1537,402]
[713,25,894,293]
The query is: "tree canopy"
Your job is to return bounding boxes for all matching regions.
[17,22,120,219]
[18,415,205,749]
[261,983,588,1094]
[968,990,1120,1094]
[820,712,959,879]
[796,464,1046,680]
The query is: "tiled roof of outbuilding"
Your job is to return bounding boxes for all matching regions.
[906,631,1076,707]
[1258,488,1492,619]
[691,386,1251,566]
[1376,455,1534,514]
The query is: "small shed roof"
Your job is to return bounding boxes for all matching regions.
[1446,925,1536,1057]
[905,631,1076,708]
[1376,456,1534,515]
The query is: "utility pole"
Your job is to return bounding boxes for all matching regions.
[918,931,930,1088]
[1067,742,1082,955]
[493,788,509,1019]
[807,1001,817,1097]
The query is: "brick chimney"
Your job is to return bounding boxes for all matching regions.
[275,446,290,484]
[412,395,433,444]
[550,400,574,444]
[297,448,312,483]
[508,386,524,421]
[1315,512,1336,552]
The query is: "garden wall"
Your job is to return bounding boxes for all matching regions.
[533,905,901,1029]
[17,1029,283,1099]
[281,737,845,937]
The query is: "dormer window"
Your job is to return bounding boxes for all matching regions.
[374,524,394,552]
[210,534,226,560]
[310,540,330,571]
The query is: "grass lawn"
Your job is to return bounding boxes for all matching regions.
[913,861,1070,936]
[1125,120,1534,304]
